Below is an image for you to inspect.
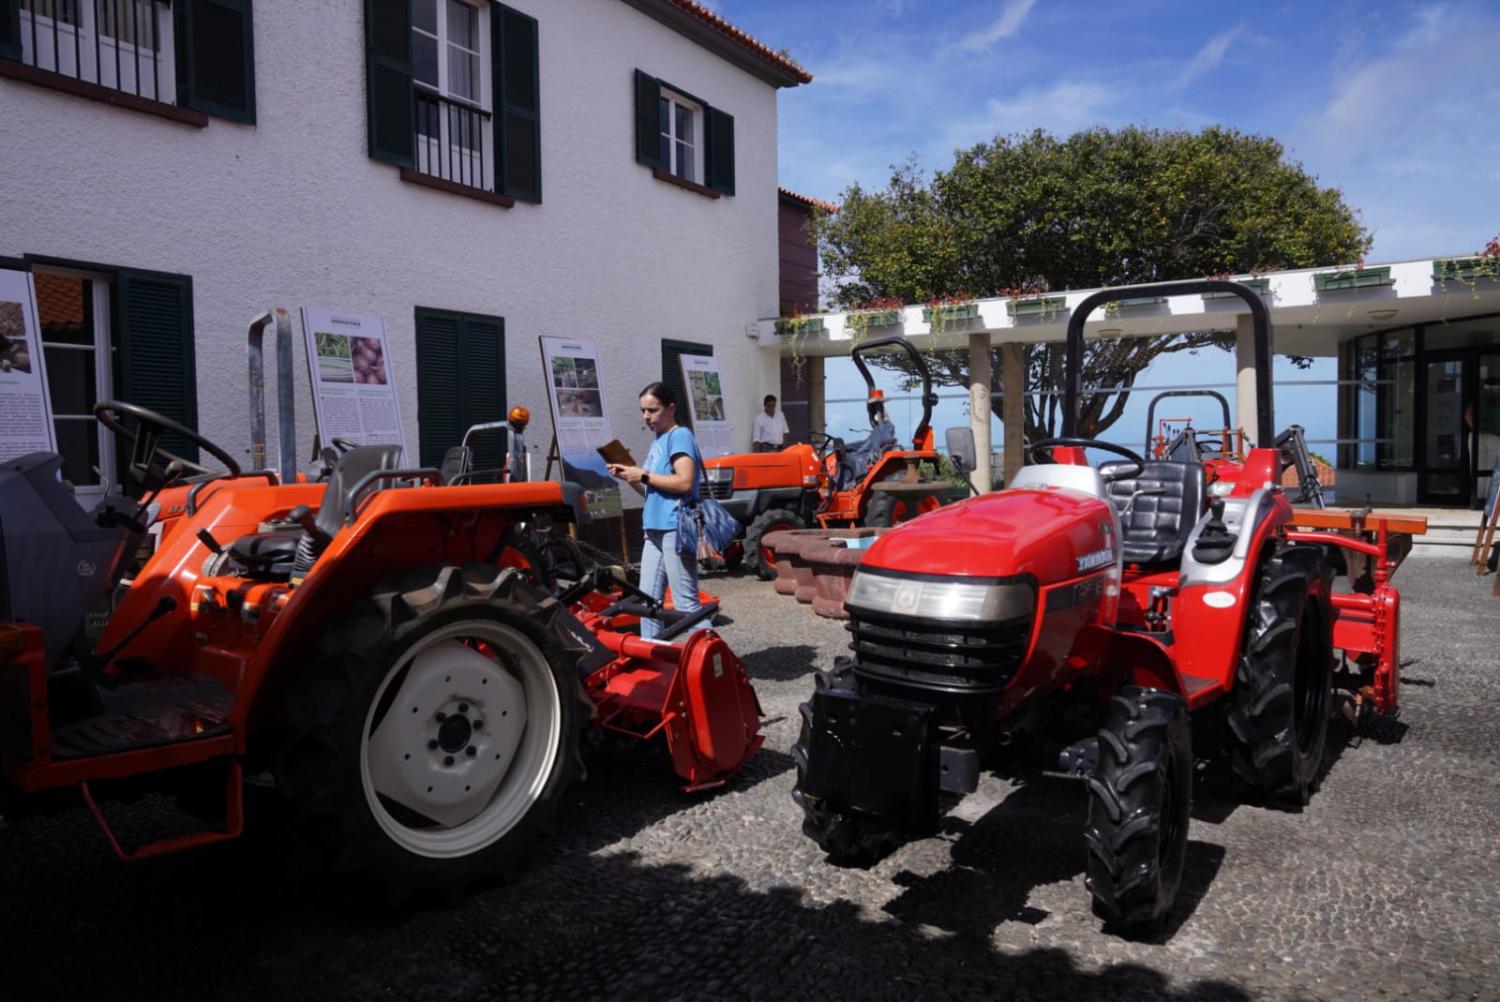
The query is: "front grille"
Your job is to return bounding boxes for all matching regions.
[704,480,734,500]
[847,610,1030,694]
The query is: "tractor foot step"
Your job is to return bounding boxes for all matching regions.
[51,675,232,759]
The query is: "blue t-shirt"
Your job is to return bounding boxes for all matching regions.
[641,426,701,531]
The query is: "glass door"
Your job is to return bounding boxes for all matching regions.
[1478,352,1500,510]
[1419,355,1468,503]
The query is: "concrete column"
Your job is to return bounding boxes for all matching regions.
[806,354,826,439]
[1235,313,1260,448]
[967,332,993,493]
[1001,341,1025,482]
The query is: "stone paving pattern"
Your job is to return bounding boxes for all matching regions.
[1,561,1496,1001]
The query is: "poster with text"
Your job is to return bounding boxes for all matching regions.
[302,307,406,459]
[680,353,733,458]
[0,269,58,463]
[540,336,621,517]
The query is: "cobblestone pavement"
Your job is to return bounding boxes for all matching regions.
[2,560,1497,1001]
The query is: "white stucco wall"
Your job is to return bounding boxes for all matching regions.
[0,0,783,488]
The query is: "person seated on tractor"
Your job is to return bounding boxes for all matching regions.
[608,382,705,640]
[838,404,898,487]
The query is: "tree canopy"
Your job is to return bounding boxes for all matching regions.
[815,126,1370,439]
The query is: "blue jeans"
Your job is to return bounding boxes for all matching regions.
[639,529,703,641]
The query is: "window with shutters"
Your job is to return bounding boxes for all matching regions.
[21,261,198,505]
[415,307,506,471]
[4,0,255,124]
[366,0,540,205]
[634,70,734,198]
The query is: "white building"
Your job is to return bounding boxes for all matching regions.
[2,0,809,507]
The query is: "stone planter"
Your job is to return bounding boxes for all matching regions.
[762,527,888,619]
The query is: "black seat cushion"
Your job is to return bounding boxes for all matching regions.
[1102,461,1205,565]
[228,531,299,570]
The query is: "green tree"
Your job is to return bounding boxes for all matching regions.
[817,126,1370,439]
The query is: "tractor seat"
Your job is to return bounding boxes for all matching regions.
[440,446,472,485]
[1101,460,1205,566]
[227,445,404,576]
[842,420,897,485]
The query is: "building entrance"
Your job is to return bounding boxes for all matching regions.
[1419,348,1500,505]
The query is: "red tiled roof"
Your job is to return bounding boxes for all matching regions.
[779,187,839,213]
[663,1,813,85]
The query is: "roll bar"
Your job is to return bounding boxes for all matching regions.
[1144,389,1233,448]
[247,308,298,484]
[1064,280,1272,446]
[850,336,940,445]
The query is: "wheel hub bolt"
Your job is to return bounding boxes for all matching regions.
[466,746,477,756]
[443,755,455,767]
[428,739,439,750]
[472,720,484,730]
[458,703,469,714]
[435,712,448,723]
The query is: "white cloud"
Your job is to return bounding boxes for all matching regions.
[1298,2,1500,258]
[1173,23,1245,90]
[957,0,1038,53]
[945,80,1120,147]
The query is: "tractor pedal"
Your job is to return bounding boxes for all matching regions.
[81,760,245,861]
[1045,736,1099,780]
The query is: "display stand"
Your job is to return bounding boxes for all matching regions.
[546,432,629,562]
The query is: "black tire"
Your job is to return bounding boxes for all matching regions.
[744,507,806,581]
[1084,685,1192,930]
[862,491,895,528]
[1227,542,1334,805]
[275,564,593,903]
[790,665,901,864]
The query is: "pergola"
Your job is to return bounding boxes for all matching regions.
[754,256,1500,493]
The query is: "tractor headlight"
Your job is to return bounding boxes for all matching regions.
[1207,480,1235,497]
[845,569,1034,623]
[705,467,734,484]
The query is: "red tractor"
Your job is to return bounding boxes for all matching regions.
[791,279,1413,930]
[0,400,761,899]
[704,336,960,578]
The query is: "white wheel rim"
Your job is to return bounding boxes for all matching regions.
[359,620,561,859]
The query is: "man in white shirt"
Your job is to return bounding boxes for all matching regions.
[752,394,789,452]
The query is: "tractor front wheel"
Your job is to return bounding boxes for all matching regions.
[744,507,805,581]
[1084,685,1192,930]
[276,564,591,902]
[1228,542,1334,805]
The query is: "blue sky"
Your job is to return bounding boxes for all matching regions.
[710,0,1500,471]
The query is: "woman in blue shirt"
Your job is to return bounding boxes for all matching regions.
[607,382,703,640]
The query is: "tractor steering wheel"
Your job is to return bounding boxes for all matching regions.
[1026,436,1145,482]
[95,399,243,491]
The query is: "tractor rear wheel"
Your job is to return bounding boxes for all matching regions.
[276,564,591,902]
[745,507,805,581]
[1228,542,1334,805]
[1084,685,1192,930]
[790,665,901,864]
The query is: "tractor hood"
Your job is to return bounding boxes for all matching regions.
[704,444,819,489]
[858,486,1118,587]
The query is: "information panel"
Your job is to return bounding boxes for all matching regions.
[539,336,621,516]
[301,307,407,458]
[0,268,57,462]
[679,353,733,458]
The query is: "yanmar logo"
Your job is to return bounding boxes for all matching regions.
[1076,546,1115,572]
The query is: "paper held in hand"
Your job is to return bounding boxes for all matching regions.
[596,439,636,467]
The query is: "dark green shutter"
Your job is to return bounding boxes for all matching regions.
[177,0,256,123]
[704,105,734,195]
[661,339,712,431]
[115,270,199,464]
[634,69,661,168]
[365,0,414,167]
[493,4,540,202]
[0,0,20,62]
[416,308,506,470]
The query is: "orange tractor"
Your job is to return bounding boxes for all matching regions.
[0,398,761,900]
[704,336,964,578]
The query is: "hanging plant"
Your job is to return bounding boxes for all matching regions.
[844,297,905,335]
[1433,235,1500,291]
[774,314,825,338]
[923,292,981,328]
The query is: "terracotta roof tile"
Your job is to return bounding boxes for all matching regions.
[663,1,812,84]
[779,187,839,213]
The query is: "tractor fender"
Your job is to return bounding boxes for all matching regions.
[1172,488,1293,688]
[232,481,575,735]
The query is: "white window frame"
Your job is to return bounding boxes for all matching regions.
[18,0,177,105]
[412,0,494,190]
[34,266,117,509]
[659,88,702,184]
